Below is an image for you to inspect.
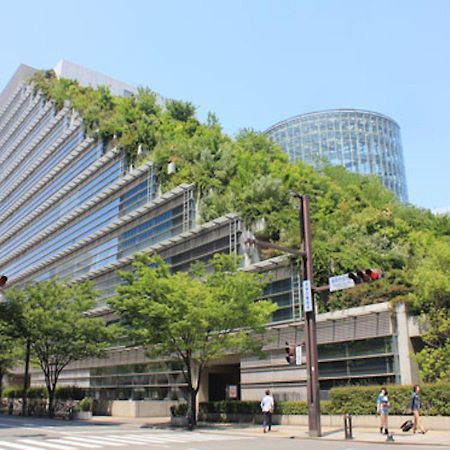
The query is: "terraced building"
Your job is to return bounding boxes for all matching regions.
[0,62,419,414]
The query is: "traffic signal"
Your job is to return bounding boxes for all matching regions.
[348,269,382,284]
[285,342,295,365]
[0,275,7,287]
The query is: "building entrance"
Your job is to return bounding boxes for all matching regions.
[207,364,240,401]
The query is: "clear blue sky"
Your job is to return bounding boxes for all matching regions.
[1,0,449,211]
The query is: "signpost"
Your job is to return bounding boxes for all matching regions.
[329,274,355,292]
[302,279,313,312]
[295,345,303,366]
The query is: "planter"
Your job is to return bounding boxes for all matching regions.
[73,411,92,420]
[171,416,188,427]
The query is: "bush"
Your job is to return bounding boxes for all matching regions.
[79,398,93,412]
[3,386,25,399]
[199,383,450,417]
[275,401,308,415]
[27,387,48,399]
[170,403,188,417]
[55,386,85,401]
[328,382,450,416]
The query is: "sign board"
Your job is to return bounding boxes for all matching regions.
[295,345,302,365]
[228,385,238,399]
[329,274,355,292]
[302,279,313,312]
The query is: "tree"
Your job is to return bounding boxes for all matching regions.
[414,308,450,382]
[108,253,277,428]
[0,322,21,398]
[3,279,112,417]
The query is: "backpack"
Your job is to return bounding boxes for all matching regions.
[400,419,413,432]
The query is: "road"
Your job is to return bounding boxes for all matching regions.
[0,416,447,450]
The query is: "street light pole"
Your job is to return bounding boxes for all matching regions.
[296,194,321,437]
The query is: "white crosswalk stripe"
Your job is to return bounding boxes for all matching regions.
[0,431,255,450]
[17,441,76,450]
[47,440,101,449]
[1,442,50,450]
[54,437,124,447]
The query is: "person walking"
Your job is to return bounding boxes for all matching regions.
[260,389,274,433]
[411,385,427,434]
[376,386,389,435]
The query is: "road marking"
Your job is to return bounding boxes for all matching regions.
[56,436,124,446]
[17,441,76,450]
[1,442,50,450]
[50,440,100,449]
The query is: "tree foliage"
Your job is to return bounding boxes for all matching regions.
[2,279,112,416]
[108,253,276,426]
[0,321,22,397]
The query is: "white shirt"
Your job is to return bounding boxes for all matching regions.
[261,394,274,413]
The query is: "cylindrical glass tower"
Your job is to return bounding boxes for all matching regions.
[266,109,408,202]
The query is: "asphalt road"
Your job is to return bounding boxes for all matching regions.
[0,416,446,450]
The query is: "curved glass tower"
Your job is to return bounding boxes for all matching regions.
[266,109,408,202]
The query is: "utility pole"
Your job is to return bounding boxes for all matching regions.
[295,194,321,437]
[241,194,322,437]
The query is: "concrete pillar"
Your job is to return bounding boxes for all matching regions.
[395,302,417,385]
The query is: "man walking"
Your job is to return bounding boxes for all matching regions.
[261,389,274,433]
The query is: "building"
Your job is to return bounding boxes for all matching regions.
[265,109,408,202]
[0,64,419,414]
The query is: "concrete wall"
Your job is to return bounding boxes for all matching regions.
[101,400,180,418]
[200,413,450,431]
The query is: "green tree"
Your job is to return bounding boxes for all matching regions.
[3,279,112,417]
[108,253,276,428]
[0,322,21,398]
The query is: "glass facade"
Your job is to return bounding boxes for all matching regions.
[266,109,408,202]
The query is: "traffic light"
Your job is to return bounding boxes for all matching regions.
[348,269,382,284]
[0,275,7,287]
[285,342,295,365]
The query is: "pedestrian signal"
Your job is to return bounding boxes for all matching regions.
[285,342,295,365]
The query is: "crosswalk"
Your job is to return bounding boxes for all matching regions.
[0,431,253,450]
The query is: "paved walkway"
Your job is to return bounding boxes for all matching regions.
[89,416,450,447]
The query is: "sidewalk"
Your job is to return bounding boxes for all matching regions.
[89,416,450,447]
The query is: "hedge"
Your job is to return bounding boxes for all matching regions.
[199,383,450,417]
[328,383,450,416]
[199,400,332,416]
[2,385,85,401]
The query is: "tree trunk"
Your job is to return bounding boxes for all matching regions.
[48,388,55,418]
[0,368,4,399]
[187,387,197,430]
[21,339,31,416]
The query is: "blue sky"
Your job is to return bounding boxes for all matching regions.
[1,0,449,211]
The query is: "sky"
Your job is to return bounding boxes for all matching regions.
[1,0,449,211]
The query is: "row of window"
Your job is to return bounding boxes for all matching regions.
[0,88,33,140]
[0,158,121,255]
[30,200,189,284]
[1,95,43,158]
[2,167,161,277]
[0,106,62,193]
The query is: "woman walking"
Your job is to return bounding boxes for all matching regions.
[411,385,427,434]
[376,386,389,435]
